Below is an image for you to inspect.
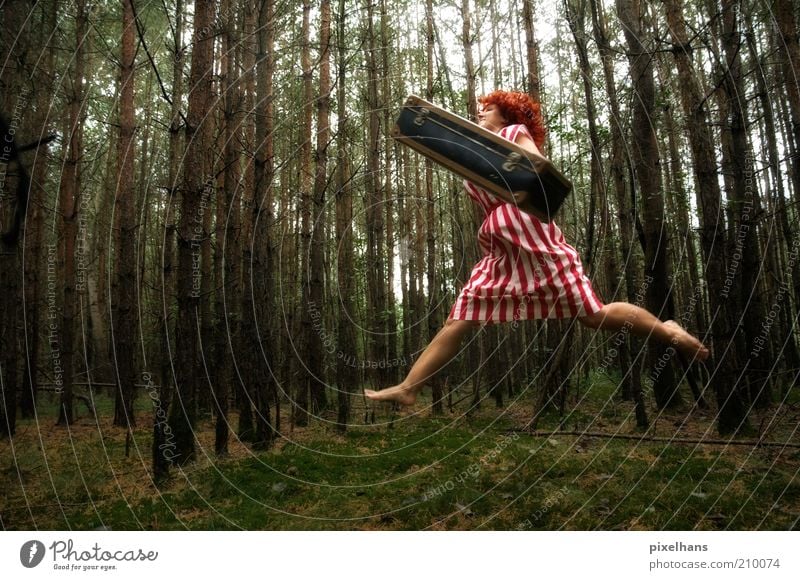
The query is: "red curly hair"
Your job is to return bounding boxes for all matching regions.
[478,90,545,151]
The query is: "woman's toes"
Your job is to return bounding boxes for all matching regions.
[363,385,417,406]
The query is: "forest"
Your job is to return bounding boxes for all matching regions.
[1,0,799,531]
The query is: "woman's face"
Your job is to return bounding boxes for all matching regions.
[477,103,508,133]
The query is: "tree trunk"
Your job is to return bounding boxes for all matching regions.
[251,0,276,449]
[462,0,478,119]
[521,0,541,102]
[564,0,605,277]
[775,0,800,201]
[296,0,315,425]
[381,0,399,387]
[113,0,138,429]
[152,0,184,483]
[335,0,357,431]
[365,0,388,394]
[19,1,58,421]
[56,0,88,427]
[745,7,800,375]
[616,0,680,410]
[662,0,750,434]
[308,0,332,415]
[588,0,641,404]
[169,0,216,464]
[423,0,444,414]
[214,0,240,455]
[719,0,770,409]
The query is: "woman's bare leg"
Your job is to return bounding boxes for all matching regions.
[579,302,710,360]
[364,319,477,406]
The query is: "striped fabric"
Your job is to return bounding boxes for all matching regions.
[448,123,605,323]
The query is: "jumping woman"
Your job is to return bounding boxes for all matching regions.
[364,90,709,407]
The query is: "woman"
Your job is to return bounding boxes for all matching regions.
[365,90,709,407]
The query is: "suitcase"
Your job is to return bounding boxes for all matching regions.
[391,95,572,222]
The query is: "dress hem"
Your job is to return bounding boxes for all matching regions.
[447,292,605,324]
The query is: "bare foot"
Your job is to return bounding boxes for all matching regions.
[664,320,710,361]
[364,385,418,406]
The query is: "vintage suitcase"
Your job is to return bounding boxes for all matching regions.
[391,95,572,222]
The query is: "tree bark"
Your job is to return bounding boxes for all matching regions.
[745,7,800,375]
[113,0,138,429]
[169,0,216,464]
[719,0,770,409]
[522,0,541,102]
[662,0,750,434]
[616,0,680,410]
[335,0,357,431]
[56,0,88,427]
[424,0,444,414]
[308,0,331,414]
[365,0,388,394]
[214,0,241,455]
[774,0,800,201]
[381,0,399,387]
[249,0,276,448]
[588,0,641,404]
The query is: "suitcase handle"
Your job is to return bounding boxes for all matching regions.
[413,107,431,126]
[502,152,523,172]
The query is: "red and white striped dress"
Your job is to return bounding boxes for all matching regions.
[448,123,604,323]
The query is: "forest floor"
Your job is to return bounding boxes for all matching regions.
[2,374,799,530]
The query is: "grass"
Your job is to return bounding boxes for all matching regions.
[1,374,799,530]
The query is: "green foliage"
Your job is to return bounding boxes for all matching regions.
[3,392,798,530]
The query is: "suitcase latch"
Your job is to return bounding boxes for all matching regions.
[413,107,430,126]
[503,152,523,172]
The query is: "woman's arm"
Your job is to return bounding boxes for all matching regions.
[513,130,544,158]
